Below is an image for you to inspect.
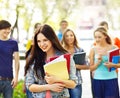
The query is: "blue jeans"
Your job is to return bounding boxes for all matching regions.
[0,80,13,98]
[26,88,33,98]
[69,84,82,98]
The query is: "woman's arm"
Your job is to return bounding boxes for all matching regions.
[45,56,77,89]
[89,48,102,71]
[76,64,89,70]
[45,74,76,89]
[29,83,65,93]
[104,62,120,68]
[25,65,65,93]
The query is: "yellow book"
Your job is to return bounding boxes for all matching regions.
[44,55,69,80]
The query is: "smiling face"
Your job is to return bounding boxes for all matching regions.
[94,31,107,44]
[64,30,75,45]
[37,33,53,53]
[0,27,11,39]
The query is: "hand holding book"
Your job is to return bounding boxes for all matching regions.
[44,54,70,80]
[45,73,64,84]
[73,52,86,65]
[107,48,120,71]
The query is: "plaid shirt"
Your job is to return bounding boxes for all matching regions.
[25,51,78,98]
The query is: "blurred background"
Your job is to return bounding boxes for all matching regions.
[0,0,120,77]
[1,0,120,97]
[0,0,120,55]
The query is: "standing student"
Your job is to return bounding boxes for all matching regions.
[0,20,20,98]
[57,20,68,41]
[25,22,41,59]
[26,22,41,51]
[89,26,119,98]
[91,21,111,98]
[25,24,77,98]
[61,29,89,98]
[98,21,109,30]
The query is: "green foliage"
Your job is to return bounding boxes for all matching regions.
[13,80,27,98]
[0,80,27,98]
[0,94,3,98]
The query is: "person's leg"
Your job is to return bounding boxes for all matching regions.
[92,79,104,98]
[105,79,119,98]
[3,80,13,98]
[69,84,82,98]
[0,80,4,97]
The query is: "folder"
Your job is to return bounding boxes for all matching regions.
[110,55,120,71]
[44,55,69,80]
[49,53,70,73]
[107,48,120,71]
[73,52,86,65]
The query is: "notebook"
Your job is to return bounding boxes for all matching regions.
[44,55,69,80]
[108,48,119,62]
[110,55,120,71]
[73,52,86,65]
[49,53,70,73]
[107,48,120,71]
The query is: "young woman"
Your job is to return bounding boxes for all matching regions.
[24,24,77,98]
[89,26,119,98]
[61,29,89,98]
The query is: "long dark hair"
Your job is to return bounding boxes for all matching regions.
[24,24,67,79]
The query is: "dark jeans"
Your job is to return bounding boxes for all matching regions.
[26,88,33,98]
[0,80,13,98]
[69,84,82,98]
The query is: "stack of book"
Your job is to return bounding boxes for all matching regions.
[44,54,70,80]
[107,48,120,71]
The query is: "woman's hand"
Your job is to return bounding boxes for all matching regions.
[104,62,115,68]
[97,54,102,64]
[45,73,61,84]
[49,83,65,93]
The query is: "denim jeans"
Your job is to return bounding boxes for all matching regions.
[26,88,33,98]
[0,80,13,98]
[69,84,82,98]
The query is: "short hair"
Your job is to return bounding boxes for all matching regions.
[34,23,41,29]
[0,20,11,30]
[60,20,68,25]
[99,21,108,29]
